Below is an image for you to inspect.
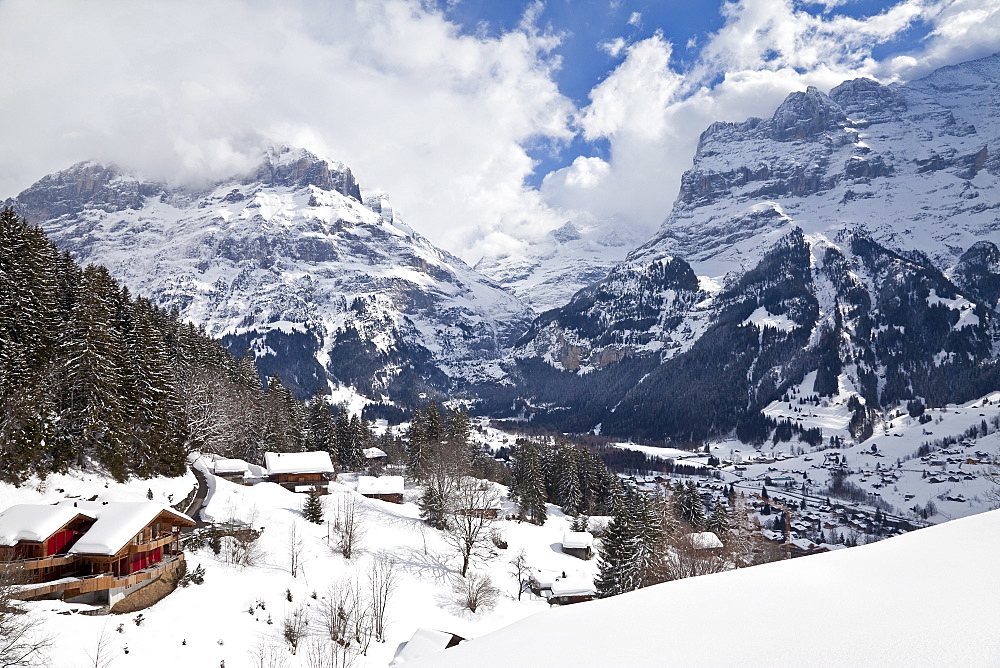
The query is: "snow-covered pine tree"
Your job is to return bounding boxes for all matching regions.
[304,392,336,458]
[554,441,582,515]
[707,498,731,538]
[676,480,706,529]
[595,492,642,597]
[509,440,547,524]
[406,404,429,478]
[55,264,130,480]
[418,483,449,530]
[631,491,664,588]
[348,414,368,470]
[335,405,355,471]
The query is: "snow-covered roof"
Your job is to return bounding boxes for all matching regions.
[357,475,404,495]
[0,504,96,546]
[562,531,594,549]
[531,569,559,589]
[56,501,194,556]
[265,451,335,475]
[364,447,388,459]
[390,628,460,665]
[685,531,724,550]
[550,577,596,598]
[214,458,250,474]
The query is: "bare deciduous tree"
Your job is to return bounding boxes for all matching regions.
[249,638,289,668]
[508,549,530,601]
[226,530,265,568]
[367,553,399,643]
[317,577,373,668]
[0,567,52,667]
[84,622,115,668]
[302,636,333,668]
[453,570,499,614]
[331,497,365,560]
[443,478,500,577]
[287,524,305,578]
[660,533,728,582]
[282,604,309,655]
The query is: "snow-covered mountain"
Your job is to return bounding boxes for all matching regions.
[11,147,533,402]
[634,53,1000,276]
[494,52,1000,442]
[474,221,641,313]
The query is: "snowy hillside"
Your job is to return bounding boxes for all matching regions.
[6,460,600,668]
[496,52,1000,443]
[407,504,1000,667]
[11,147,532,402]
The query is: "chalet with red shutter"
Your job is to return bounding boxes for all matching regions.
[0,501,195,606]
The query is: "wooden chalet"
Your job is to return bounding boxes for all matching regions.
[363,447,388,473]
[561,531,595,560]
[456,506,501,520]
[684,531,725,555]
[0,501,195,606]
[548,576,596,605]
[213,458,251,484]
[357,475,404,503]
[265,451,335,494]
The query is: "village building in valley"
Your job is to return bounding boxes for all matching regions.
[265,451,335,494]
[0,501,195,607]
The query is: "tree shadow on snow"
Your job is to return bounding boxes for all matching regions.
[392,545,456,587]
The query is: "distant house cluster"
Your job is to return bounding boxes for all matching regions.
[0,501,195,606]
[210,451,409,503]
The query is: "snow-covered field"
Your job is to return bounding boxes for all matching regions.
[5,461,597,667]
[407,504,1000,667]
[5,390,1000,666]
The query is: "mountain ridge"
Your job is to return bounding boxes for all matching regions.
[11,146,533,404]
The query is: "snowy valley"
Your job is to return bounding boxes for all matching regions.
[2,44,1000,668]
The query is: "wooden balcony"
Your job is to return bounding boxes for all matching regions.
[0,554,77,572]
[14,553,186,601]
[128,532,178,556]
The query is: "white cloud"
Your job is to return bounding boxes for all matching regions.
[628,11,643,27]
[600,37,629,57]
[0,0,572,260]
[562,156,613,188]
[1,0,997,271]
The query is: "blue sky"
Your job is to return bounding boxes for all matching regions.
[0,0,997,261]
[439,0,937,188]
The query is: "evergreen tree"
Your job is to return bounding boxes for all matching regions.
[677,481,707,529]
[304,393,335,458]
[303,492,324,524]
[418,484,449,530]
[707,498,731,537]
[554,441,582,515]
[55,265,130,479]
[509,440,547,524]
[595,488,651,596]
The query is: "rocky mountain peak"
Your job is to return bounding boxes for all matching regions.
[245,146,362,202]
[14,161,162,222]
[551,221,581,243]
[828,78,906,124]
[770,85,847,142]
